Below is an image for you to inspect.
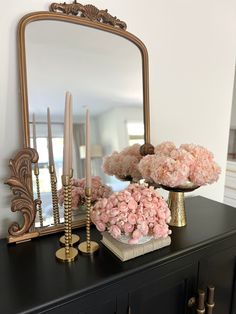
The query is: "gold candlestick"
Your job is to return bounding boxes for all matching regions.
[59,170,80,246]
[78,187,99,254]
[56,175,78,262]
[49,165,60,225]
[34,165,43,227]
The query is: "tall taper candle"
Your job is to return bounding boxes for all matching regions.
[47,107,54,167]
[63,92,71,176]
[69,95,73,172]
[32,113,37,150]
[85,109,91,187]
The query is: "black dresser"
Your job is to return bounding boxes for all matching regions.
[1,196,236,314]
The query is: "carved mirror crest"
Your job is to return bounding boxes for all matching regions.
[6,1,150,243]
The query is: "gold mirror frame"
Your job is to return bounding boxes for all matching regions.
[6,2,150,243]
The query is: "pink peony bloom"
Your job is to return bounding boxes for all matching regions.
[153,224,169,238]
[128,213,137,225]
[100,213,109,223]
[91,183,171,242]
[96,221,106,232]
[109,225,121,239]
[137,221,149,235]
[132,229,142,240]
[124,223,134,234]
[128,199,138,210]
[118,202,129,212]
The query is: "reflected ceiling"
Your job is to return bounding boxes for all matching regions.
[25,20,143,121]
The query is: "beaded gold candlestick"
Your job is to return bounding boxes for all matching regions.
[59,170,80,246]
[78,187,99,254]
[34,165,43,227]
[56,175,78,262]
[49,165,60,225]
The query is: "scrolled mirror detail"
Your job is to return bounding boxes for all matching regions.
[50,1,127,30]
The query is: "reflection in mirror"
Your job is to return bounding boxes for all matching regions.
[25,20,144,227]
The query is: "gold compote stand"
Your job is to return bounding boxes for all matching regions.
[160,184,199,227]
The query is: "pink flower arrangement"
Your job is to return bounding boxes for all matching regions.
[91,183,171,244]
[102,144,143,182]
[58,176,112,208]
[139,141,221,188]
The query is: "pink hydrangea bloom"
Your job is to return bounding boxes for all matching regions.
[154,141,176,156]
[102,144,143,181]
[91,183,171,242]
[139,142,221,188]
[58,176,112,208]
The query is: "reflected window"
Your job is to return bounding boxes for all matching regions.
[127,122,144,146]
[30,137,63,226]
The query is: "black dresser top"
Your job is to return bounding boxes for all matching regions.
[1,196,236,313]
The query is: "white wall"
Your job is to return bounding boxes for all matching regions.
[1,0,236,238]
[230,67,236,128]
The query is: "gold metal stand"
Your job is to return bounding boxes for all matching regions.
[59,234,80,246]
[59,170,80,246]
[49,165,60,225]
[168,191,186,227]
[56,175,78,262]
[34,165,43,227]
[78,187,99,254]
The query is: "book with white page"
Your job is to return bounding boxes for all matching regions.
[101,232,171,261]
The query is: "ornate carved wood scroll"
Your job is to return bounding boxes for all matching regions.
[5,148,40,243]
[50,1,127,30]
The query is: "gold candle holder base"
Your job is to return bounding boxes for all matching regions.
[168,191,186,227]
[78,241,99,255]
[55,247,78,262]
[59,234,80,246]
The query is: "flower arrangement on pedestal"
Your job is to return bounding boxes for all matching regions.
[102,144,143,182]
[138,141,221,227]
[91,183,172,244]
[139,141,221,188]
[58,176,112,209]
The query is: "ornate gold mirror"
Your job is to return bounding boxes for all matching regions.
[6,2,150,243]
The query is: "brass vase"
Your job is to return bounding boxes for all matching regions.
[168,191,186,227]
[161,185,199,227]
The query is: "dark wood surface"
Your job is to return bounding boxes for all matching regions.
[1,196,236,314]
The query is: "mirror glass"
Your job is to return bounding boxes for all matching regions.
[25,20,144,227]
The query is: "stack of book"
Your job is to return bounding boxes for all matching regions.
[101,232,171,261]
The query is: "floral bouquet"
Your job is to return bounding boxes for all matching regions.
[58,176,112,208]
[91,183,172,244]
[139,141,221,188]
[102,144,143,182]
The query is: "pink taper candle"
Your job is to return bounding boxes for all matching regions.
[85,109,91,187]
[63,92,71,176]
[47,107,54,167]
[69,95,73,174]
[32,113,37,150]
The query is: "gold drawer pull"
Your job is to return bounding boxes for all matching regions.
[206,285,215,314]
[187,285,215,313]
[197,289,206,313]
